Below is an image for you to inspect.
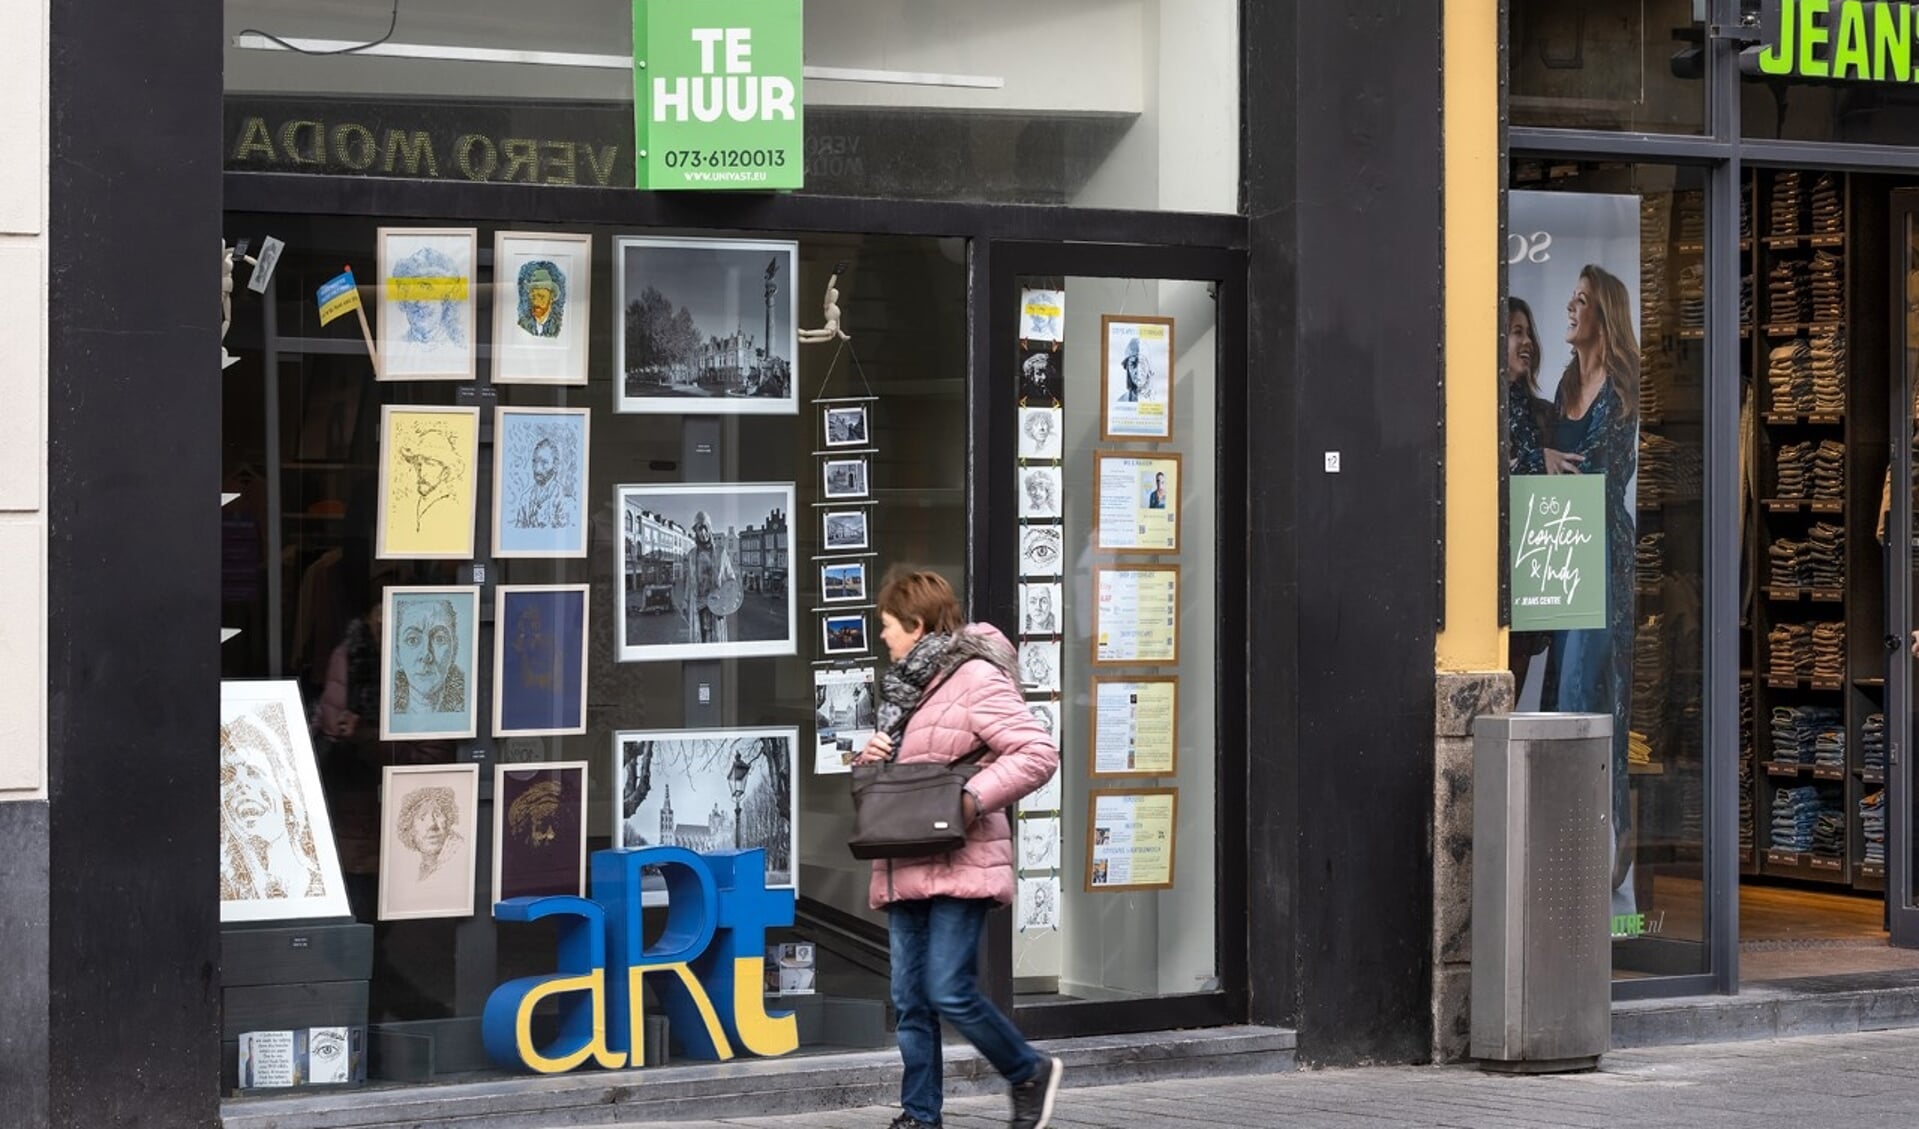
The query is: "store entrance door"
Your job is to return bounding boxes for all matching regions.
[1888,191,1919,947]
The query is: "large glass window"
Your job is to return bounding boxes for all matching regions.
[221,1,1238,210]
[1510,0,1708,134]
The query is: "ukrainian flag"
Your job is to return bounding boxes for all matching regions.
[317,268,362,326]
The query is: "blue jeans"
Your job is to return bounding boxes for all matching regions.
[889,896,1041,1124]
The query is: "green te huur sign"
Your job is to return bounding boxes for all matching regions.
[632,0,804,190]
[1509,474,1608,633]
[1753,0,1919,82]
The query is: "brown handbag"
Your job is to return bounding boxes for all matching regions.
[846,662,990,860]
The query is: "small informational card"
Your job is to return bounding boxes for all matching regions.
[1095,452,1181,553]
[813,666,878,775]
[238,1030,297,1089]
[1093,565,1180,665]
[765,942,818,994]
[303,1026,352,1084]
[1087,788,1178,892]
[1092,677,1178,777]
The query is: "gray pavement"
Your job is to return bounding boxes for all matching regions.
[600,1028,1919,1128]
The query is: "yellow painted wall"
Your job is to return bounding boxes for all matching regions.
[1435,0,1505,673]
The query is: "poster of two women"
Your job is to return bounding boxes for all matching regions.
[1504,190,1641,920]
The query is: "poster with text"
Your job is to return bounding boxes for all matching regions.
[1091,677,1178,777]
[1508,474,1608,632]
[1095,452,1181,553]
[1092,565,1179,665]
[1086,789,1177,892]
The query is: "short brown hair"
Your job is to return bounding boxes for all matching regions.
[878,568,964,635]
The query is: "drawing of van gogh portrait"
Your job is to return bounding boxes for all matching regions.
[380,585,480,741]
[516,260,567,337]
[491,232,592,385]
[492,407,589,558]
[378,406,478,559]
[377,227,477,380]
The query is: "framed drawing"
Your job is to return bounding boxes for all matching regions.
[377,764,480,921]
[219,680,351,923]
[822,509,869,552]
[1020,287,1065,343]
[1094,451,1181,554]
[1019,406,1063,461]
[1099,315,1175,441]
[821,561,867,603]
[493,584,590,737]
[492,762,589,904]
[1018,344,1063,406]
[379,585,481,741]
[822,612,868,656]
[1085,787,1178,893]
[1019,524,1064,577]
[616,481,798,662]
[612,728,799,906]
[1089,676,1179,778]
[822,458,869,500]
[491,406,590,558]
[1019,465,1061,520]
[491,230,592,385]
[1020,582,1062,637]
[376,227,478,381]
[823,404,869,448]
[1018,640,1061,693]
[377,405,480,559]
[1091,564,1179,667]
[613,236,798,415]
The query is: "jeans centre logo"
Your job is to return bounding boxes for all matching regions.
[482,846,797,1072]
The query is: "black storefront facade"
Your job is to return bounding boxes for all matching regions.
[20,3,1453,1126]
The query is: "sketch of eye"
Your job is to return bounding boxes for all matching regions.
[1021,526,1062,570]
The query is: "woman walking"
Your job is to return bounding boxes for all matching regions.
[856,568,1063,1129]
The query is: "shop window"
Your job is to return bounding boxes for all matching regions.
[1510,0,1708,135]
[1504,161,1711,978]
[221,0,1239,211]
[1738,0,1919,144]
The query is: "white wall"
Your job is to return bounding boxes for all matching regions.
[0,0,47,799]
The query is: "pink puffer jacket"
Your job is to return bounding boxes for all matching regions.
[867,626,1059,909]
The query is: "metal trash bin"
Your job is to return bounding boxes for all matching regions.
[1470,712,1613,1073]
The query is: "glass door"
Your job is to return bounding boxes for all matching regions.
[1891,192,1919,946]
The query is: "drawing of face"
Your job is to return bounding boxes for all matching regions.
[509,780,566,849]
[529,284,554,322]
[220,736,286,842]
[396,599,458,700]
[399,426,464,509]
[1030,589,1052,618]
[308,1030,347,1073]
[393,246,462,344]
[1025,471,1055,512]
[529,438,557,488]
[1122,339,1144,395]
[512,603,561,686]
[1025,412,1053,448]
[400,788,458,860]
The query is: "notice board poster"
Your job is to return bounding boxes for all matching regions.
[1087,788,1177,892]
[1093,565,1179,665]
[1091,677,1178,777]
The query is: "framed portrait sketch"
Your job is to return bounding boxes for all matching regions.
[1020,582,1062,637]
[376,227,478,381]
[219,680,351,923]
[1100,315,1175,440]
[821,561,866,603]
[378,405,480,560]
[492,762,589,904]
[1018,640,1061,693]
[822,404,869,448]
[1019,407,1063,461]
[612,728,799,906]
[379,585,482,741]
[1019,465,1062,520]
[493,584,590,737]
[491,406,590,558]
[616,481,798,662]
[822,458,869,500]
[822,509,869,552]
[1094,451,1181,554]
[491,230,592,385]
[378,764,479,921]
[822,612,868,657]
[613,237,798,415]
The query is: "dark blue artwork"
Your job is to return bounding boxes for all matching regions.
[495,586,588,735]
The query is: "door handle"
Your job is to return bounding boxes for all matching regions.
[1889,634,1905,652]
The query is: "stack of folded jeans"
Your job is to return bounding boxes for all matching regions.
[1863,789,1887,865]
[1639,433,1688,504]
[1769,535,1810,587]
[1812,721,1846,769]
[1632,614,1666,731]
[1679,262,1706,331]
[1771,784,1822,851]
[1864,712,1888,773]
[1807,522,1845,587]
[1809,329,1846,410]
[1769,259,1812,324]
[1813,808,1846,858]
[1771,171,1805,236]
[1812,620,1846,681]
[1741,273,1756,331]
[1637,531,1666,593]
[1810,172,1843,234]
[1769,622,1814,680]
[1678,192,1706,242]
[1768,343,1815,412]
[1775,440,1813,496]
[1810,250,1845,322]
[1812,440,1846,499]
[1771,704,1840,764]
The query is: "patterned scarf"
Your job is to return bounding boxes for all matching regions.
[877,630,1017,745]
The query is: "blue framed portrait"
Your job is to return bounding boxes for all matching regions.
[380,585,481,741]
[492,406,590,558]
[493,584,589,737]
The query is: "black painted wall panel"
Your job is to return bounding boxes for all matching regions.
[46,0,223,1122]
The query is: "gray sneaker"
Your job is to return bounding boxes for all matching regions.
[889,1115,940,1129]
[1008,1055,1062,1129]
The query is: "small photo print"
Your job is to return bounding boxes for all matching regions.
[1019,466,1062,520]
[821,561,867,603]
[823,509,870,551]
[1020,582,1062,637]
[814,665,878,775]
[1019,640,1061,693]
[1019,344,1063,404]
[822,458,869,500]
[822,612,869,656]
[1019,524,1064,577]
[1019,407,1063,461]
[823,405,869,448]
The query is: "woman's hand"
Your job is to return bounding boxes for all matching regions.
[855,732,894,765]
[962,791,980,827]
[1543,448,1586,475]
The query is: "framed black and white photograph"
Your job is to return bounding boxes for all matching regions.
[378,764,479,921]
[613,728,799,905]
[492,762,589,904]
[1020,582,1062,637]
[821,561,867,603]
[823,509,869,552]
[1019,524,1064,577]
[491,231,592,385]
[614,237,797,415]
[1019,640,1061,693]
[616,482,798,663]
[823,405,869,448]
[822,458,869,500]
[822,612,868,656]
[1019,466,1062,520]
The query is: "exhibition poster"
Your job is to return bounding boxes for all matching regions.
[1086,788,1178,892]
[1091,677,1178,777]
[1093,565,1180,665]
[1095,451,1181,552]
